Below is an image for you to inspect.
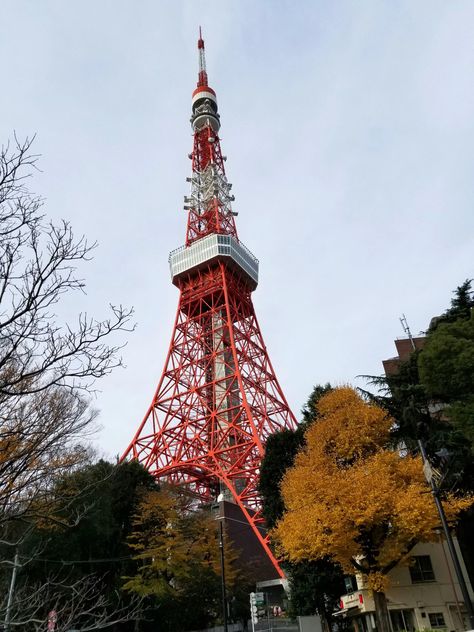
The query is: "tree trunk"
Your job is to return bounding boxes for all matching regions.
[373,590,392,632]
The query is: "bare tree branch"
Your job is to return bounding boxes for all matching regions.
[0,136,134,397]
[0,135,137,630]
[0,572,143,631]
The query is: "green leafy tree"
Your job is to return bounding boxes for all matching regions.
[419,313,474,450]
[301,383,333,425]
[37,459,156,575]
[428,279,474,332]
[260,427,306,529]
[362,281,474,480]
[287,559,347,626]
[363,280,474,589]
[12,459,156,631]
[418,297,474,583]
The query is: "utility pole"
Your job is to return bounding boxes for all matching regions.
[419,440,474,629]
[5,550,19,632]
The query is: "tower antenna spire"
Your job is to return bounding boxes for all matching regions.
[197,26,208,87]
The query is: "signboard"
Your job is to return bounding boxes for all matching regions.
[254,592,265,606]
[250,592,266,629]
[250,593,258,628]
[341,591,364,610]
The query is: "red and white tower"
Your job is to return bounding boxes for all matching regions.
[122,31,297,575]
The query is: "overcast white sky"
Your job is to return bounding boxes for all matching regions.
[1,1,473,459]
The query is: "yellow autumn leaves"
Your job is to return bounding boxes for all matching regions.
[273,387,472,591]
[124,488,237,598]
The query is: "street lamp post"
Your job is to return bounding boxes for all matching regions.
[218,518,229,632]
[419,440,474,629]
[212,498,229,632]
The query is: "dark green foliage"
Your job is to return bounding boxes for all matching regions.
[428,279,474,332]
[363,280,474,590]
[420,316,474,402]
[301,383,333,424]
[33,459,157,580]
[140,576,222,632]
[141,565,252,632]
[17,459,157,630]
[259,428,306,529]
[360,352,470,477]
[363,281,474,471]
[361,352,432,448]
[448,398,474,448]
[419,310,474,483]
[288,559,346,625]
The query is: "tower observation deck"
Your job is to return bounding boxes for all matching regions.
[169,234,259,290]
[122,30,297,577]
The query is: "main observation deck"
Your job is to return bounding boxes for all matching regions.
[169,234,259,290]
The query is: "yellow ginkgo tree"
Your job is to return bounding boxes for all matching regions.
[274,387,472,632]
[123,487,238,630]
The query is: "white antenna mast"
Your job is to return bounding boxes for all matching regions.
[399,313,416,351]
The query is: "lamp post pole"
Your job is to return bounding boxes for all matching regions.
[418,440,474,629]
[212,498,229,632]
[218,517,229,632]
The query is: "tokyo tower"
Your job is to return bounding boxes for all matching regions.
[122,31,297,575]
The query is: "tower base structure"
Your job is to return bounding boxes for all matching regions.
[214,500,280,583]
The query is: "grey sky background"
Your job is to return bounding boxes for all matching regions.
[1,1,473,459]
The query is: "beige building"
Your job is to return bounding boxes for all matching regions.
[337,540,474,632]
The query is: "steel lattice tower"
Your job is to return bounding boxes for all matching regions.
[122,31,297,575]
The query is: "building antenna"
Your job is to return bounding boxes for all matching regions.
[400,313,416,351]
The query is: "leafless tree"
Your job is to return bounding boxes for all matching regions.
[0,134,134,531]
[0,136,136,629]
[0,135,133,397]
[0,571,143,631]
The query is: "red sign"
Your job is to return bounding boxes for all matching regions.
[48,609,57,631]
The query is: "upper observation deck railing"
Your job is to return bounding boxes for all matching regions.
[169,234,259,289]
